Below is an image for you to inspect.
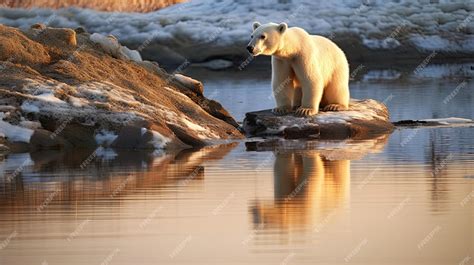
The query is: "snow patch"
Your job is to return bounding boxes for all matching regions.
[149,130,171,149]
[363,37,401,50]
[21,101,40,113]
[421,117,473,125]
[363,69,402,81]
[68,96,88,108]
[90,33,142,62]
[95,130,118,147]
[0,119,34,143]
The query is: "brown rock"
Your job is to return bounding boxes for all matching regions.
[166,123,207,148]
[28,27,77,47]
[244,99,394,140]
[0,25,51,65]
[30,129,71,150]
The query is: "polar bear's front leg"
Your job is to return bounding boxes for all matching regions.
[271,57,294,115]
[294,74,323,117]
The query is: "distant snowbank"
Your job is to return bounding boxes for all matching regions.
[2,0,185,12]
[1,0,473,64]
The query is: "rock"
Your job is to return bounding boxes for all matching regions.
[166,123,207,148]
[0,24,243,152]
[393,117,474,128]
[74,27,87,34]
[243,99,394,140]
[27,27,77,47]
[0,25,51,65]
[0,143,9,152]
[193,59,234,70]
[245,134,390,159]
[30,23,46,30]
[173,74,204,96]
[30,129,71,150]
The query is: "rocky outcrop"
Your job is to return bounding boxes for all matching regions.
[243,99,394,140]
[0,24,243,152]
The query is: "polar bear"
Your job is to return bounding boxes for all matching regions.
[246,22,350,116]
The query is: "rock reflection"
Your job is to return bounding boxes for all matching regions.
[250,135,389,231]
[0,143,237,213]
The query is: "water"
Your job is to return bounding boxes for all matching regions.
[0,63,473,265]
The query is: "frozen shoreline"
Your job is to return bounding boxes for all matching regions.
[1,0,473,65]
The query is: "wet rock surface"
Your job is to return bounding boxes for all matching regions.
[243,99,395,140]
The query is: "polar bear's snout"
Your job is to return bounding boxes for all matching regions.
[246,45,255,54]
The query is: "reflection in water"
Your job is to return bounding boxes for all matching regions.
[252,152,350,230]
[0,144,237,216]
[0,130,472,265]
[251,135,389,231]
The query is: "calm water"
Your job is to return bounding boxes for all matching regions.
[0,63,473,265]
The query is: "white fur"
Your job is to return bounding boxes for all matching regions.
[248,22,350,116]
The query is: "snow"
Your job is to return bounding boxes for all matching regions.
[173,74,201,88]
[21,101,40,113]
[363,69,402,81]
[192,59,234,70]
[421,117,473,125]
[68,96,88,107]
[2,75,226,149]
[363,38,401,50]
[312,99,388,125]
[0,119,34,143]
[95,147,118,160]
[94,130,118,146]
[409,63,474,78]
[410,34,474,52]
[181,118,207,132]
[19,120,42,129]
[35,91,66,104]
[149,130,171,149]
[1,0,473,62]
[90,33,143,62]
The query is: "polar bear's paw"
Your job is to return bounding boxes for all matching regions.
[322,104,346,112]
[295,107,318,117]
[272,106,292,116]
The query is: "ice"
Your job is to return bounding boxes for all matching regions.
[363,70,402,81]
[149,130,171,149]
[95,130,118,146]
[421,117,473,125]
[68,96,88,107]
[21,101,40,113]
[363,38,401,50]
[90,33,142,62]
[1,0,472,62]
[0,119,34,143]
[34,92,67,104]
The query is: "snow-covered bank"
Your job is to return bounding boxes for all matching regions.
[0,24,242,152]
[1,0,473,65]
[2,0,184,12]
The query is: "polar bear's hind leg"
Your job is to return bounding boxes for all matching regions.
[322,104,346,111]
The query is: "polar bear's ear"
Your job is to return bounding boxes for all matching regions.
[278,22,288,34]
[252,21,261,31]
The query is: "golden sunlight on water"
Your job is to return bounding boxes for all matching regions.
[0,129,473,265]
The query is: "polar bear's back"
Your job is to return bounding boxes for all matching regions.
[310,35,348,67]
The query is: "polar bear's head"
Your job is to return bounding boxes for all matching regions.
[246,22,288,56]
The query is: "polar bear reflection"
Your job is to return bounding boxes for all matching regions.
[251,151,350,230]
